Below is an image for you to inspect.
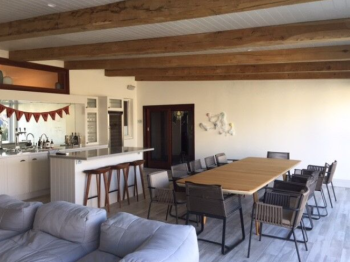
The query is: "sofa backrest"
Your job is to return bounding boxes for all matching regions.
[99,212,198,260]
[0,194,42,241]
[33,201,107,249]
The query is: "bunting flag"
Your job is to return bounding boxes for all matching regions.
[0,104,70,123]
[15,110,24,121]
[6,108,15,118]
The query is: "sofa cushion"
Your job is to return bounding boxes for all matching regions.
[33,201,106,251]
[0,194,42,242]
[97,212,199,262]
[0,230,89,262]
[77,250,121,262]
[121,219,199,262]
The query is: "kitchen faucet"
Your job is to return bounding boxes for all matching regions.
[15,127,26,151]
[26,133,35,147]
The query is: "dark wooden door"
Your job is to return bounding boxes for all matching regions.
[109,111,123,148]
[144,104,195,169]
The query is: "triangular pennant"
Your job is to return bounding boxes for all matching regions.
[33,113,41,123]
[0,104,5,114]
[15,110,24,121]
[49,111,56,120]
[6,107,15,118]
[57,109,63,118]
[63,106,69,115]
[41,113,49,122]
[24,112,33,122]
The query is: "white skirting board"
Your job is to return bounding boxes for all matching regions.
[333,179,350,188]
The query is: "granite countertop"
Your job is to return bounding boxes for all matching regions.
[50,147,154,160]
[0,144,108,158]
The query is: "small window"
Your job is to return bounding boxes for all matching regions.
[123,99,133,139]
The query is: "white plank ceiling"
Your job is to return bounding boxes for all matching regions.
[0,0,349,59]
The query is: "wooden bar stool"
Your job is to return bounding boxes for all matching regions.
[129,160,146,201]
[83,166,110,212]
[110,163,131,206]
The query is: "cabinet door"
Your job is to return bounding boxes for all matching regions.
[86,112,98,144]
[0,159,8,195]
[7,156,29,197]
[30,154,49,192]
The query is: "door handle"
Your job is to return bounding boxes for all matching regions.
[20,159,25,162]
[32,158,37,161]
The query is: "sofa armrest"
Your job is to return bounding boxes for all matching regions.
[121,224,199,262]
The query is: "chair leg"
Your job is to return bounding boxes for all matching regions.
[84,174,92,206]
[300,221,308,251]
[96,174,101,208]
[165,205,171,221]
[175,205,178,224]
[139,165,146,200]
[147,201,152,219]
[313,195,321,220]
[259,223,263,241]
[103,171,110,212]
[326,184,333,208]
[123,168,131,205]
[134,165,139,201]
[247,206,255,258]
[222,218,226,255]
[292,229,301,262]
[186,212,190,225]
[117,171,121,208]
[331,182,337,202]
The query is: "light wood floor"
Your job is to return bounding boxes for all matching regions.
[28,169,350,262]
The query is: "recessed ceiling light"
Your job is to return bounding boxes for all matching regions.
[48,3,56,8]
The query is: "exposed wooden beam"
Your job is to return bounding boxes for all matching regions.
[135,72,350,81]
[0,0,322,42]
[65,45,350,70]
[10,17,350,61]
[105,61,350,77]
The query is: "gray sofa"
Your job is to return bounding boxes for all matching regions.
[0,197,199,262]
[78,212,199,262]
[0,200,107,262]
[0,194,42,242]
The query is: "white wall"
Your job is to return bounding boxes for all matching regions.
[137,80,350,186]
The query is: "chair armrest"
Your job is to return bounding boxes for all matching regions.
[121,225,199,262]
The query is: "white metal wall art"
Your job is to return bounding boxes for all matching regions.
[199,112,235,136]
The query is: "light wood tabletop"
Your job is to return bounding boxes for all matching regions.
[177,157,301,195]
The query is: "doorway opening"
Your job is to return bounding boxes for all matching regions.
[143,104,195,169]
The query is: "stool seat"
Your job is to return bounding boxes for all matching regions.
[83,166,110,212]
[84,166,110,175]
[130,160,145,166]
[111,163,130,169]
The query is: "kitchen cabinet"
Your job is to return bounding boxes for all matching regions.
[30,154,50,192]
[7,155,29,197]
[1,152,50,200]
[86,97,99,145]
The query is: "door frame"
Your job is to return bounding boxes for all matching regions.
[143,104,195,168]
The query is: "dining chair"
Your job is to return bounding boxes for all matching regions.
[185,182,245,255]
[215,153,238,166]
[204,156,218,169]
[305,163,329,217]
[323,160,337,208]
[267,151,291,179]
[290,170,321,230]
[248,184,309,262]
[188,159,206,174]
[147,171,186,224]
[171,163,191,193]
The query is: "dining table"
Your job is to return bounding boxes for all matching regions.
[177,157,301,234]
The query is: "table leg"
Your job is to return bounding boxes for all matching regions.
[253,192,260,236]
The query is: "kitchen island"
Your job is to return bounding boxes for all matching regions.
[50,147,153,208]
